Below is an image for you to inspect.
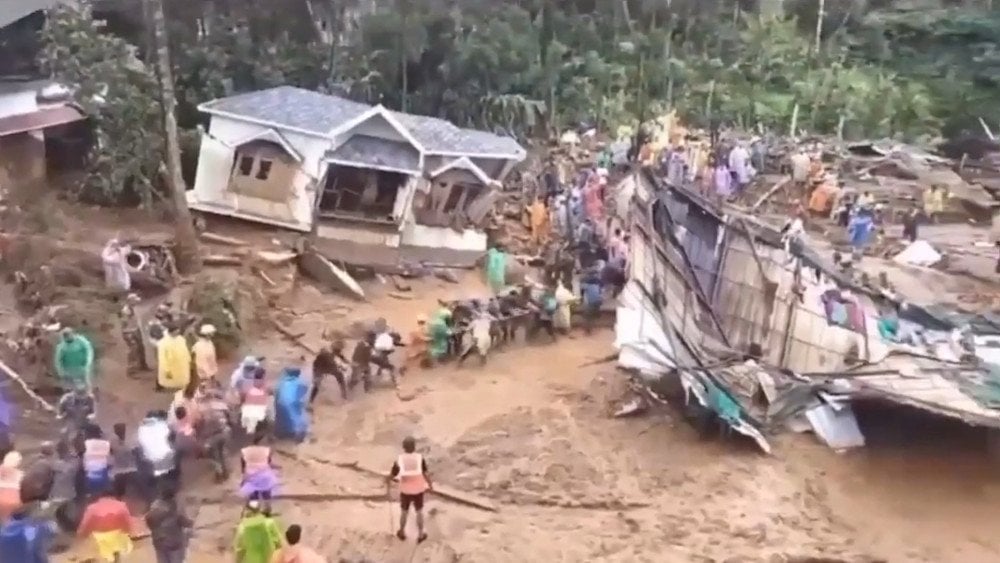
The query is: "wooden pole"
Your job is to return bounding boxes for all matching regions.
[0,358,56,413]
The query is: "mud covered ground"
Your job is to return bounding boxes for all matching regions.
[11,199,998,563]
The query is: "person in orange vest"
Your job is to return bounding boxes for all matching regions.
[240,431,278,502]
[0,451,23,522]
[386,436,433,543]
[81,426,112,498]
[240,370,270,436]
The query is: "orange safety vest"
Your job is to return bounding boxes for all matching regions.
[243,386,268,406]
[0,466,21,491]
[396,453,428,495]
[83,439,111,472]
[241,445,270,474]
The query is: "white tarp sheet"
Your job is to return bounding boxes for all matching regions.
[615,281,675,383]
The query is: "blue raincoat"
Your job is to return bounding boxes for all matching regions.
[0,513,54,563]
[273,368,309,442]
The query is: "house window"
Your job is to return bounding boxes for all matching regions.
[238,156,254,176]
[319,164,407,222]
[256,159,273,180]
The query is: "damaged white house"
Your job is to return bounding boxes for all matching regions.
[189,86,525,266]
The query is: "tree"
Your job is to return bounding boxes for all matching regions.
[40,5,166,207]
[147,0,202,273]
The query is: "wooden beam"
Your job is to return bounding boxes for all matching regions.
[336,460,499,512]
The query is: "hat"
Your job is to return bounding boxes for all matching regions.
[241,356,260,370]
[199,324,217,336]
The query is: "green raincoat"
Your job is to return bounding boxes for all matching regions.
[233,512,283,563]
[485,248,506,294]
[428,310,451,360]
[54,333,94,388]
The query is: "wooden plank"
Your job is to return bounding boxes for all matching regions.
[200,232,249,246]
[336,460,499,512]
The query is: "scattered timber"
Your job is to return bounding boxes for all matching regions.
[203,254,244,267]
[298,247,366,301]
[336,460,499,513]
[255,250,298,266]
[389,291,413,300]
[750,178,789,211]
[0,357,56,413]
[271,319,318,355]
[200,232,249,246]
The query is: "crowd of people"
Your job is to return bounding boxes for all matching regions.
[0,138,635,562]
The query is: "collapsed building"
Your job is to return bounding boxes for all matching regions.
[614,168,1000,453]
[188,86,525,269]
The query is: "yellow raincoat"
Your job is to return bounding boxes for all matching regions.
[157,334,191,390]
[529,199,549,247]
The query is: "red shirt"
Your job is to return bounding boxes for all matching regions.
[77,497,133,536]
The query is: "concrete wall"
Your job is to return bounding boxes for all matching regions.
[400,220,488,252]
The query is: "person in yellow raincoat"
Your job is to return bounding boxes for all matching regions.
[528,197,549,250]
[923,185,945,222]
[157,323,191,391]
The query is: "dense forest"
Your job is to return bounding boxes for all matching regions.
[4,0,1000,200]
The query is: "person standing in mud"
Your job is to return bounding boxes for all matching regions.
[54,328,95,393]
[386,436,433,544]
[119,294,145,373]
[310,339,349,403]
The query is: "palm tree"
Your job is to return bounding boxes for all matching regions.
[147,0,202,273]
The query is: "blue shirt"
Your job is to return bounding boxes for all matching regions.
[0,514,53,563]
[582,283,603,308]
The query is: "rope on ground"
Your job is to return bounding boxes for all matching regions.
[0,357,56,414]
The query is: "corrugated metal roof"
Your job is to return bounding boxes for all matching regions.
[326,134,420,173]
[201,86,524,158]
[0,0,64,29]
[0,105,85,137]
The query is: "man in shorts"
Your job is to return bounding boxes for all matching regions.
[386,436,433,543]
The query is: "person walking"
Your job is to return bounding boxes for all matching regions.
[191,324,219,383]
[310,340,349,404]
[54,327,95,392]
[76,481,136,562]
[234,500,283,563]
[386,436,433,543]
[145,488,193,563]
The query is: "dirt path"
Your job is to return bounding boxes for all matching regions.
[50,271,1000,563]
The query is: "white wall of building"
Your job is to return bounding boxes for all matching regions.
[400,219,488,252]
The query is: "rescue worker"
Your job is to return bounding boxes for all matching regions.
[350,335,374,393]
[56,384,96,454]
[457,308,493,366]
[136,411,176,501]
[372,324,398,386]
[54,327,95,392]
[119,293,145,373]
[0,451,24,522]
[387,436,432,543]
[81,426,112,498]
[310,339,349,403]
[76,480,136,562]
[145,487,193,563]
[191,324,219,383]
[240,371,270,436]
[233,499,283,563]
[157,323,191,392]
[108,423,137,498]
[240,431,277,501]
[196,388,232,482]
[404,315,429,372]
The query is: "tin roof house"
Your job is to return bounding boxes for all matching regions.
[189,86,526,266]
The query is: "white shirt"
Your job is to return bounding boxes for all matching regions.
[374,332,395,352]
[137,418,175,475]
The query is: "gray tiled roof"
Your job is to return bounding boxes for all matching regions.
[201,86,523,158]
[201,86,370,137]
[0,0,64,29]
[327,135,420,173]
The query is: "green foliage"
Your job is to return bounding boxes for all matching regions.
[46,0,1000,154]
[39,5,166,207]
